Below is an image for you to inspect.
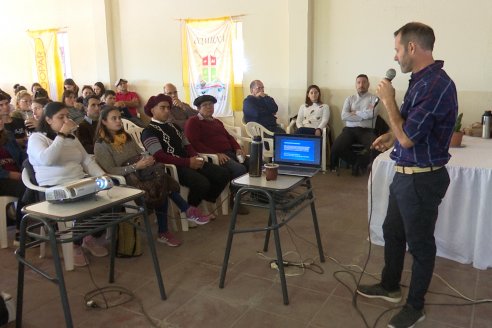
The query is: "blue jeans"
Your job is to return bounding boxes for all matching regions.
[155,192,189,233]
[381,167,450,310]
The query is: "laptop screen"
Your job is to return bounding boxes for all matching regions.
[273,134,322,167]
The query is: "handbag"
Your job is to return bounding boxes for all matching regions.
[123,155,180,209]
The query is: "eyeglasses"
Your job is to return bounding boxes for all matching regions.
[165,91,178,96]
[200,102,215,108]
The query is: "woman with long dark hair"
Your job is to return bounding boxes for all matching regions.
[27,102,108,267]
[296,84,330,136]
[94,106,209,247]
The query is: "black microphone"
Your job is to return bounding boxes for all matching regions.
[374,69,397,107]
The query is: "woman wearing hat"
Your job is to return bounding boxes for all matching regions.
[141,94,231,217]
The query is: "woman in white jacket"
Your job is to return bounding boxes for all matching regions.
[27,102,108,267]
[296,85,330,136]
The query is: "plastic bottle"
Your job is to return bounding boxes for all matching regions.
[249,136,263,177]
[482,111,491,139]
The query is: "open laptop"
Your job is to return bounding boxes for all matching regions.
[273,134,322,177]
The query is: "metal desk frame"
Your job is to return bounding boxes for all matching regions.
[219,174,325,305]
[15,186,166,328]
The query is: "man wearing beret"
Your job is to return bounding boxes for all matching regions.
[141,94,231,213]
[163,83,198,130]
[115,79,140,118]
[185,95,249,214]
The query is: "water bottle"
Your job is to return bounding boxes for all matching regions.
[482,111,491,139]
[249,136,263,177]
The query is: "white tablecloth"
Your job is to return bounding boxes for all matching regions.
[368,136,492,270]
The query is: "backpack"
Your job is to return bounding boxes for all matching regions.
[116,217,143,258]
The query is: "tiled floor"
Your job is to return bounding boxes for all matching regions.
[1,170,491,327]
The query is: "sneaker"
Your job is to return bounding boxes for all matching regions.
[73,246,88,267]
[388,304,425,328]
[357,283,402,303]
[185,206,210,225]
[157,231,182,247]
[82,235,108,257]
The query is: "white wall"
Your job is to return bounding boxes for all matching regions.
[1,0,491,135]
[313,0,492,134]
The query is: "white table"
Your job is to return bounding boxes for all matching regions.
[16,186,166,328]
[369,136,492,270]
[219,174,325,305]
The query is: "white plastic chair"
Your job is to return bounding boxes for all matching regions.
[122,119,145,151]
[286,120,330,172]
[244,121,275,160]
[221,122,251,148]
[0,196,18,248]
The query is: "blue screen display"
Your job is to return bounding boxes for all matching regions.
[274,135,321,166]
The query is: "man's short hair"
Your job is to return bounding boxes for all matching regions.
[83,95,100,107]
[356,74,369,80]
[249,80,260,92]
[103,90,116,97]
[394,22,435,51]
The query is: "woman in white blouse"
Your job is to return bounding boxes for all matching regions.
[295,85,330,136]
[27,102,108,267]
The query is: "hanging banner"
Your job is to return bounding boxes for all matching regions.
[182,17,236,117]
[28,28,66,101]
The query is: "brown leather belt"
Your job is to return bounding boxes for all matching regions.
[394,165,443,174]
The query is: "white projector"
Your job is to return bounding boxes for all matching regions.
[45,176,114,203]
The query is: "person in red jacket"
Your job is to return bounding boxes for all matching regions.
[185,95,247,179]
[141,94,230,213]
[185,95,249,214]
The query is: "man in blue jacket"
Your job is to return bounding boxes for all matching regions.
[243,80,285,133]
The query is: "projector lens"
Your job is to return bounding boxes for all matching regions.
[96,176,113,190]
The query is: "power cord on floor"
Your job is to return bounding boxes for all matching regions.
[329,166,492,327]
[81,248,161,327]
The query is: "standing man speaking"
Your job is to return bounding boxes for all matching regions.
[357,22,458,328]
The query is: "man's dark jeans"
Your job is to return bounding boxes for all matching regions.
[381,167,450,310]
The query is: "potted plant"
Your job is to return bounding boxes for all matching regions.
[450,112,464,147]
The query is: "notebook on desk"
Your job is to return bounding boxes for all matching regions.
[273,134,322,177]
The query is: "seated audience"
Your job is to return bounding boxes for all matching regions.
[0,93,27,149]
[185,95,249,214]
[330,74,379,175]
[185,95,247,178]
[141,94,230,216]
[76,95,101,154]
[296,85,330,136]
[0,111,27,245]
[26,97,50,132]
[163,83,198,130]
[115,79,140,118]
[33,88,49,100]
[31,82,42,94]
[63,78,79,96]
[243,80,285,133]
[13,84,27,96]
[27,102,108,267]
[94,107,209,246]
[102,90,132,119]
[93,82,106,98]
[62,89,85,125]
[77,85,94,104]
[10,90,32,120]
